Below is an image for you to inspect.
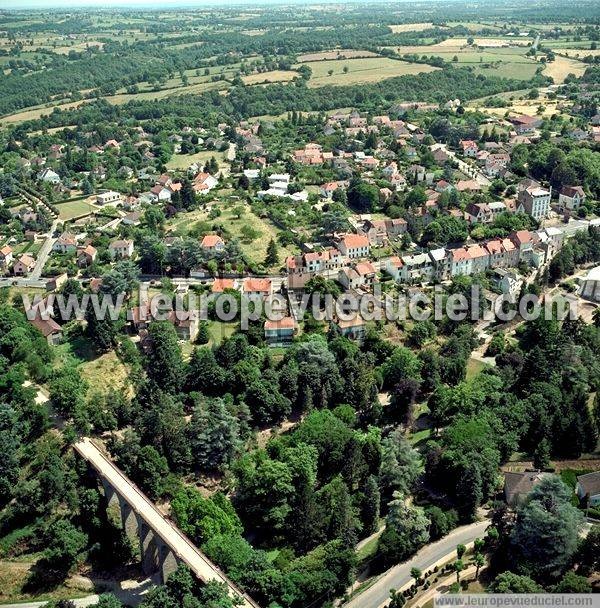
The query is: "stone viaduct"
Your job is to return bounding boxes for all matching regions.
[74,437,260,608]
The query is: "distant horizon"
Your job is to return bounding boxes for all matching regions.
[1,0,453,8]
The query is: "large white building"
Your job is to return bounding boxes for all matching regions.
[517,185,551,221]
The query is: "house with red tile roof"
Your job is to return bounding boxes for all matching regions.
[243,278,273,297]
[0,245,13,270]
[201,234,225,252]
[459,140,478,157]
[450,247,473,277]
[264,316,297,347]
[467,244,490,273]
[13,254,36,276]
[212,278,238,293]
[336,234,370,259]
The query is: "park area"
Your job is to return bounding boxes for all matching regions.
[166,201,295,267]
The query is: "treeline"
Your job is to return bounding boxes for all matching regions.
[13,67,532,136]
[510,140,600,198]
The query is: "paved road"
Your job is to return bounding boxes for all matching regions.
[74,438,260,608]
[344,519,490,608]
[0,276,48,289]
[30,219,59,280]
[438,144,491,187]
[0,596,102,608]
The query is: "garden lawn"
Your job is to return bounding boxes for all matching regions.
[56,199,97,220]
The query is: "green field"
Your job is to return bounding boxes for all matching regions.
[56,199,96,220]
[298,56,438,87]
[473,61,540,80]
[166,149,227,171]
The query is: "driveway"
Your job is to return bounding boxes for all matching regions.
[344,519,490,608]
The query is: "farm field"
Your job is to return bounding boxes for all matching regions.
[444,21,507,31]
[556,48,600,57]
[473,61,540,80]
[298,57,438,87]
[388,41,541,80]
[0,99,90,125]
[470,98,569,118]
[387,39,532,56]
[542,55,587,83]
[297,49,379,62]
[435,37,531,47]
[0,79,228,125]
[242,70,298,85]
[546,39,598,49]
[0,61,245,124]
[388,22,437,33]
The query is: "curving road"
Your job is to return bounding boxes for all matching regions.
[344,519,490,608]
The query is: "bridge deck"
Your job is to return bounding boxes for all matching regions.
[74,437,259,608]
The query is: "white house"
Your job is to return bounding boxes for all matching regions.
[517,185,551,221]
[96,190,122,206]
[459,140,478,157]
[558,185,586,212]
[580,266,600,302]
[38,168,60,184]
[0,245,13,271]
[384,256,403,281]
[109,239,134,259]
[53,232,78,254]
[319,182,340,199]
[268,173,290,186]
[336,234,370,259]
[401,253,434,282]
[150,185,172,202]
[201,234,225,253]
[450,247,473,277]
[193,172,219,193]
[492,269,523,296]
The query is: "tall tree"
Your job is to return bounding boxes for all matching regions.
[188,398,241,472]
[265,238,279,267]
[510,476,583,579]
[145,321,185,394]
